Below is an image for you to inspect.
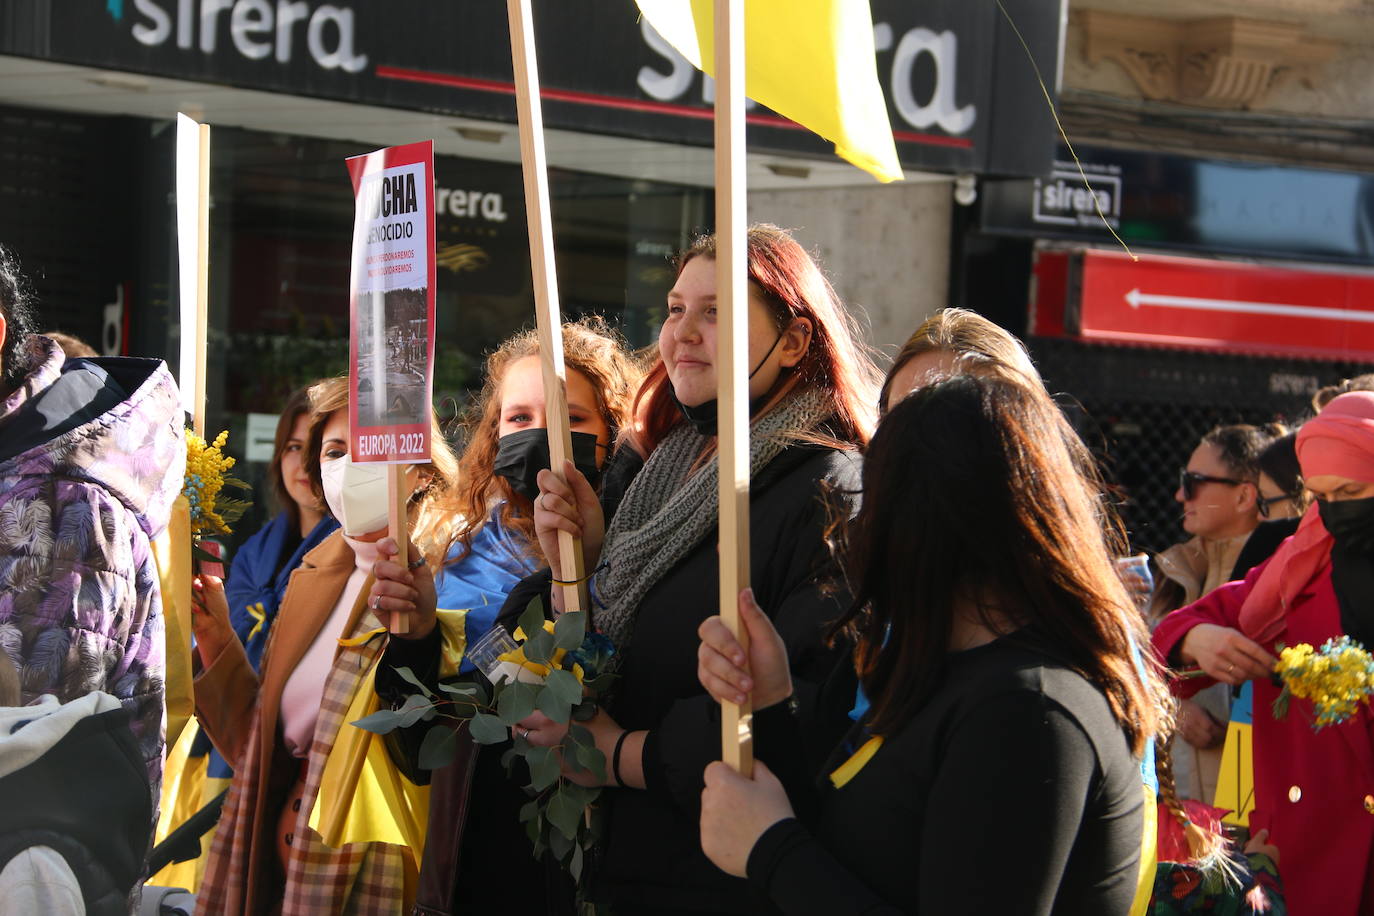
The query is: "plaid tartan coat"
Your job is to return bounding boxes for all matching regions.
[194,532,412,915]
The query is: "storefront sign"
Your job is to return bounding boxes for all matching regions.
[1034,248,1374,362]
[346,140,436,464]
[5,0,1065,176]
[984,145,1374,265]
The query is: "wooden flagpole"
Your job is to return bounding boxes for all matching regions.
[387,464,410,634]
[714,0,753,777]
[507,0,588,615]
[193,122,209,438]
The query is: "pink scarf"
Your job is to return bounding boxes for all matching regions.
[1239,392,1374,643]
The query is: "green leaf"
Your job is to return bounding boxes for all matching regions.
[547,668,583,706]
[497,681,538,726]
[518,596,547,644]
[546,788,584,842]
[582,674,617,696]
[549,822,574,861]
[563,782,601,809]
[191,543,222,564]
[524,812,541,852]
[500,746,519,771]
[523,629,556,667]
[350,707,406,735]
[518,799,541,824]
[574,743,607,785]
[535,684,573,724]
[395,693,435,728]
[392,666,435,699]
[570,843,585,882]
[572,700,599,722]
[526,746,562,792]
[439,679,489,707]
[553,611,587,652]
[468,712,509,745]
[418,725,459,770]
[223,475,254,490]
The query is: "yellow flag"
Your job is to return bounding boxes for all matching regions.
[310,608,469,868]
[152,494,195,750]
[636,0,902,183]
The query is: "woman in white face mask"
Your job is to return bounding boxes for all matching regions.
[187,376,461,915]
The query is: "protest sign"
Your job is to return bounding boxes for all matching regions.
[346,141,437,465]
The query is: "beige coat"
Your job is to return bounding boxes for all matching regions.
[193,532,409,915]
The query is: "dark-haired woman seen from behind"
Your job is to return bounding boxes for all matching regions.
[697,374,1165,914]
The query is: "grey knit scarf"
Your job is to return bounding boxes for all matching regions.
[594,388,831,667]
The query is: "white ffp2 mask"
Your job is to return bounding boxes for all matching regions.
[320,455,391,537]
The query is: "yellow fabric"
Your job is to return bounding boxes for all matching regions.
[1128,783,1159,916]
[1214,720,1255,827]
[244,601,267,643]
[153,495,195,750]
[308,609,468,866]
[828,735,883,789]
[150,720,231,891]
[635,0,902,183]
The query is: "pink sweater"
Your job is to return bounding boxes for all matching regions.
[279,536,379,758]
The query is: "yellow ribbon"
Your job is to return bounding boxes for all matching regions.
[829,735,884,789]
[245,601,267,642]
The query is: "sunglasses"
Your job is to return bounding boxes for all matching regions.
[1257,493,1292,519]
[1178,469,1244,501]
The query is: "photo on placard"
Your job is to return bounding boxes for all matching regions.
[356,286,428,427]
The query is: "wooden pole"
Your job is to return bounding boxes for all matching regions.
[715,0,753,777]
[387,464,410,635]
[507,0,588,615]
[193,122,210,438]
[176,113,210,437]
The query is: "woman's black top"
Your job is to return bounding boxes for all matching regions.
[543,441,861,914]
[747,631,1144,916]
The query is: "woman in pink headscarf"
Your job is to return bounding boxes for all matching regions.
[1153,391,1374,915]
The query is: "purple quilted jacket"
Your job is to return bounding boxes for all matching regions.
[0,335,184,795]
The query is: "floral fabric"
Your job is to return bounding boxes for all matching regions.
[0,336,184,795]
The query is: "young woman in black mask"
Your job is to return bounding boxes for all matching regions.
[367,318,639,915]
[521,224,881,914]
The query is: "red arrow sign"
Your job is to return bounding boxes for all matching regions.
[1064,250,1374,362]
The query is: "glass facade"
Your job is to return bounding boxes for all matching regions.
[2,103,710,545]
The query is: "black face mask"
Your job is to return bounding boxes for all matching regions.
[1319,496,1374,553]
[670,331,786,437]
[1318,495,1374,648]
[493,429,604,503]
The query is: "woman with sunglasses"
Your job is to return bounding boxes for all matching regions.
[1146,424,1283,805]
[1153,392,1374,915]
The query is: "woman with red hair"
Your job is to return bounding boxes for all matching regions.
[519,224,880,913]
[1153,391,1374,915]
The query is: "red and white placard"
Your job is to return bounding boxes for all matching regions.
[345,140,437,464]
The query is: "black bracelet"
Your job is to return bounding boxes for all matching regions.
[551,560,608,588]
[611,729,634,787]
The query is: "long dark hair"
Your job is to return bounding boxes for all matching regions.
[831,374,1163,755]
[269,384,318,532]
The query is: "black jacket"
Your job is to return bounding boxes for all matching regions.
[571,442,861,914]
